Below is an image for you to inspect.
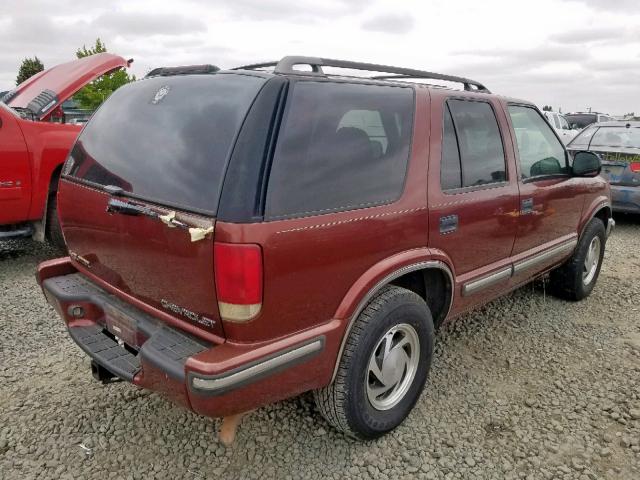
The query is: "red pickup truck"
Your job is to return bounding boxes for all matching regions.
[0,53,129,245]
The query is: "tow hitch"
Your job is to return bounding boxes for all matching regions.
[91,361,122,384]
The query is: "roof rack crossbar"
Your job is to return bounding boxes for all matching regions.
[233,56,490,93]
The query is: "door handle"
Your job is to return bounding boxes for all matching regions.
[439,214,458,234]
[521,198,534,215]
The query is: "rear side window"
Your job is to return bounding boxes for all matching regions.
[440,99,506,190]
[265,81,414,219]
[441,104,462,190]
[65,74,266,214]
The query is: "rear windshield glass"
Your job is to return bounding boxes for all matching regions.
[565,114,597,129]
[65,73,265,214]
[265,81,414,219]
[590,127,640,149]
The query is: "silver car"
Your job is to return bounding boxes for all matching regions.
[567,121,640,214]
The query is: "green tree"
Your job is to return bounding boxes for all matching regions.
[542,105,552,112]
[73,38,135,110]
[16,56,44,85]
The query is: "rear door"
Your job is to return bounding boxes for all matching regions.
[58,73,267,338]
[428,96,519,306]
[0,104,31,224]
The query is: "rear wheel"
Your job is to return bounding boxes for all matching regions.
[549,218,605,301]
[314,285,434,439]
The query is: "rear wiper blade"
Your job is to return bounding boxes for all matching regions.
[107,198,159,218]
[105,197,213,242]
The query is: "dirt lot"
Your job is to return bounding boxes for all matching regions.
[1,216,639,480]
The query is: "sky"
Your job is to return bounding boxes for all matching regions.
[1,0,638,115]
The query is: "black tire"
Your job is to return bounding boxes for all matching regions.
[549,218,606,301]
[314,285,434,439]
[46,193,66,250]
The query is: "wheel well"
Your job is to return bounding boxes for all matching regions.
[390,268,452,328]
[593,206,611,230]
[48,165,63,195]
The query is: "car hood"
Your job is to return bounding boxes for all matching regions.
[3,53,130,119]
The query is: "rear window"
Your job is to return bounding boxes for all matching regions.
[65,73,266,214]
[565,114,597,129]
[590,127,640,149]
[265,81,414,219]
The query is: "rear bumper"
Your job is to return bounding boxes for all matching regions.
[38,258,338,417]
[611,185,640,214]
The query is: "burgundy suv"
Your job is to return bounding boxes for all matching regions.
[38,57,613,439]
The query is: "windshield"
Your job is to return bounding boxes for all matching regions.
[590,127,640,149]
[565,114,597,129]
[65,73,266,214]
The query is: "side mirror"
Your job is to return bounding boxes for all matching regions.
[572,151,601,177]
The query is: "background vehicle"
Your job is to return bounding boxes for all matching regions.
[542,110,578,144]
[568,121,640,214]
[38,56,612,440]
[565,112,615,130]
[0,53,129,245]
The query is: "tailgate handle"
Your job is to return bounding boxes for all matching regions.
[107,198,156,217]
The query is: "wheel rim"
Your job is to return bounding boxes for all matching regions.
[366,323,420,411]
[582,236,601,285]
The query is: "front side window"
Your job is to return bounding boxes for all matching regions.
[508,105,567,179]
[441,99,506,190]
[265,81,414,219]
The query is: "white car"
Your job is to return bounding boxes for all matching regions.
[541,110,578,145]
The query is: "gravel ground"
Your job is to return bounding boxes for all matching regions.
[1,216,639,480]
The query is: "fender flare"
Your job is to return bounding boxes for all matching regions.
[580,197,611,238]
[330,249,455,381]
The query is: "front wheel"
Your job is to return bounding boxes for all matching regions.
[314,285,434,439]
[549,218,606,301]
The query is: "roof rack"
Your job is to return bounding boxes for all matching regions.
[145,64,220,78]
[233,56,490,93]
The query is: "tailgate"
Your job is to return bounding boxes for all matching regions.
[57,179,224,337]
[54,72,268,339]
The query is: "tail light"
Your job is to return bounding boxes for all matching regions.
[214,242,263,322]
[630,162,640,173]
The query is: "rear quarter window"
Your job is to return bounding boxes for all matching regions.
[265,81,414,219]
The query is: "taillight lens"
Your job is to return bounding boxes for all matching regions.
[630,162,640,173]
[214,242,263,322]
